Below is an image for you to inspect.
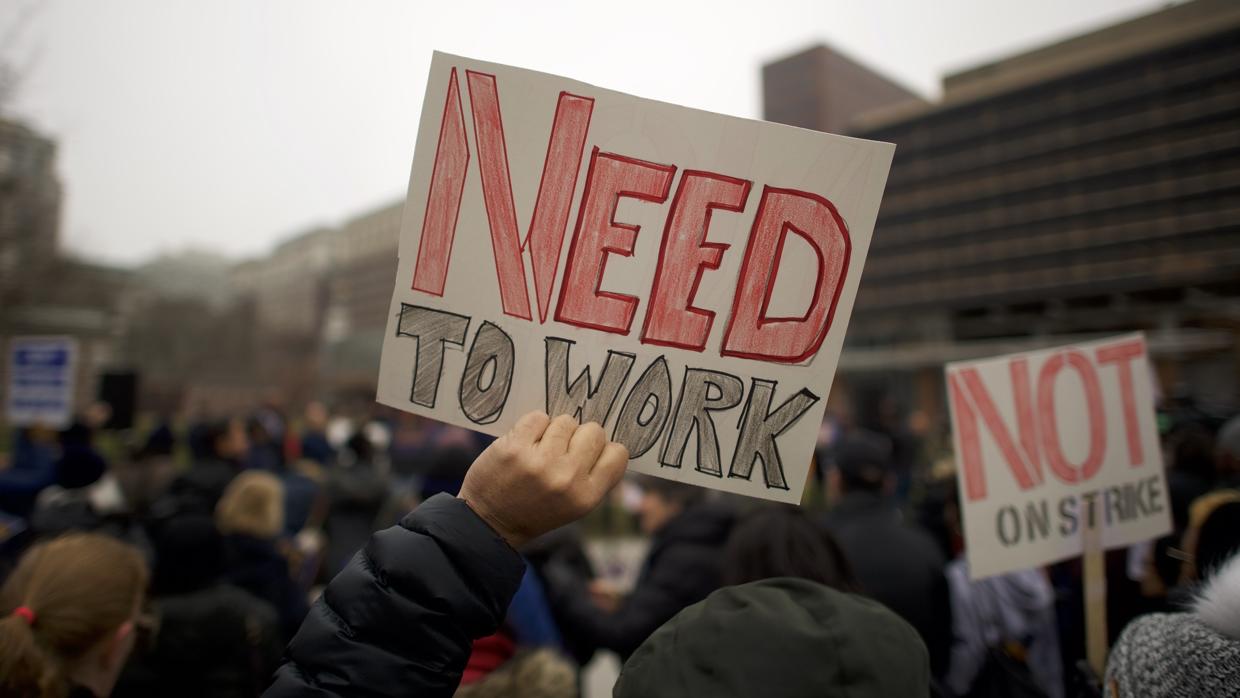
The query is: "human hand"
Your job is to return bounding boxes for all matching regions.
[458,412,629,548]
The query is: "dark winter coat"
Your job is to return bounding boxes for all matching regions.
[265,494,525,697]
[323,463,391,576]
[548,501,736,660]
[223,533,309,642]
[115,584,283,698]
[821,492,953,678]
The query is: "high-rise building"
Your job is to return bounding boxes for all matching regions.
[763,0,1240,426]
[322,201,403,398]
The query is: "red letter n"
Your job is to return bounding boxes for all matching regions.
[554,148,676,334]
[948,361,1043,502]
[720,186,850,364]
[640,171,751,351]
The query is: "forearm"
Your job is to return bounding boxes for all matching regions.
[266,495,526,697]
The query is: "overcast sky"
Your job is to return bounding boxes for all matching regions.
[4,0,1165,266]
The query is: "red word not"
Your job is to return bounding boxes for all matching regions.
[949,338,1146,502]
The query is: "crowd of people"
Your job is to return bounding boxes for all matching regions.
[0,393,1235,697]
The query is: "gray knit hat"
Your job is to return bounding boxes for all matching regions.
[1105,552,1240,697]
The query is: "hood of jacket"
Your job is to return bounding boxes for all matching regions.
[615,578,929,698]
[1195,550,1240,639]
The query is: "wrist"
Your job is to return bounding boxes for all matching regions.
[458,494,527,549]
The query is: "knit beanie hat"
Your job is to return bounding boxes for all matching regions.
[1106,552,1240,697]
[615,577,929,698]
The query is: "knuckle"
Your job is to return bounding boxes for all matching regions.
[547,472,574,495]
[493,439,519,462]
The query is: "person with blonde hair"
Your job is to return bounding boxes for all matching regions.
[217,471,308,640]
[217,471,285,540]
[0,533,148,698]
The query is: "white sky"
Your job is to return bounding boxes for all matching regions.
[3,0,1165,266]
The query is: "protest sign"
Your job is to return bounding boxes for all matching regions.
[946,333,1171,580]
[5,336,78,429]
[377,52,895,502]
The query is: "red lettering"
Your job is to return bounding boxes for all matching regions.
[948,365,1043,501]
[525,93,595,323]
[465,70,532,320]
[720,186,850,363]
[413,68,594,321]
[1037,351,1107,484]
[948,372,986,502]
[1096,338,1145,467]
[640,171,751,351]
[412,68,469,296]
[554,148,676,334]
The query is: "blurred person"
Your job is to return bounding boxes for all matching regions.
[520,523,597,666]
[253,393,289,467]
[421,446,475,500]
[876,395,922,504]
[279,460,330,590]
[1106,550,1240,697]
[325,415,354,452]
[298,401,335,466]
[1176,492,1240,590]
[137,420,176,460]
[0,533,148,698]
[216,471,308,642]
[1217,415,1240,488]
[940,478,1062,698]
[454,647,576,698]
[52,422,108,492]
[544,474,735,660]
[819,429,953,679]
[455,568,570,697]
[280,458,325,537]
[0,425,61,518]
[245,418,282,472]
[186,404,216,462]
[116,514,281,698]
[165,418,248,516]
[264,415,930,697]
[913,467,961,561]
[722,504,859,591]
[388,413,435,501]
[1164,424,1216,535]
[323,431,393,576]
[27,449,167,562]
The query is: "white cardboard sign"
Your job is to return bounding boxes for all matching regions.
[946,333,1172,579]
[377,52,895,503]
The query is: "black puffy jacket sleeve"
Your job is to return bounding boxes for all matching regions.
[265,494,526,697]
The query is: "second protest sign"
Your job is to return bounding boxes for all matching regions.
[946,333,1171,579]
[378,52,895,503]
